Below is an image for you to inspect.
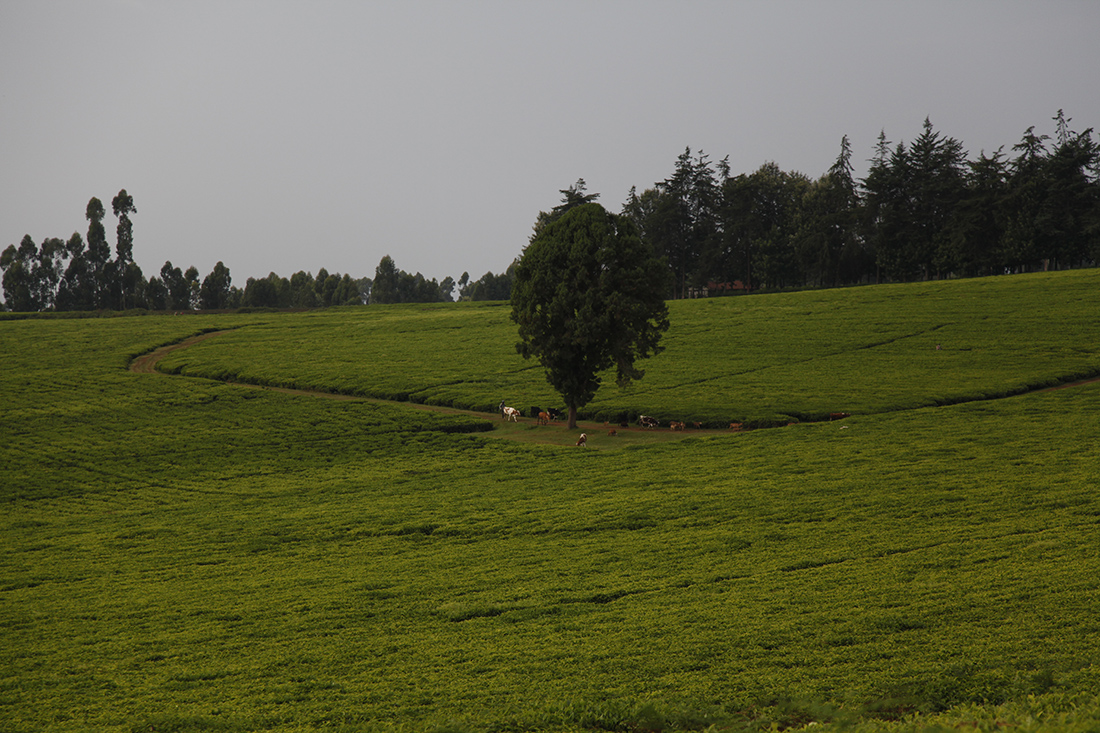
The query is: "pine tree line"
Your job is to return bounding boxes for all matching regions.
[624,112,1098,297]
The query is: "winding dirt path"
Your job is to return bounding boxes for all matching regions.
[129,330,1100,447]
[127,331,739,448]
[131,330,372,402]
[130,330,233,374]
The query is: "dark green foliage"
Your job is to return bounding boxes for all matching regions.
[1,192,373,313]
[458,266,515,301]
[0,235,39,311]
[626,113,1100,295]
[199,261,232,309]
[371,255,451,304]
[511,203,672,427]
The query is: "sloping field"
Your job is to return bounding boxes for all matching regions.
[154,269,1100,425]
[2,270,1100,732]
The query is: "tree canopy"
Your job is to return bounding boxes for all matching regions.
[5,111,1097,313]
[510,202,671,428]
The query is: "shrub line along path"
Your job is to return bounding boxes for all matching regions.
[129,328,1100,450]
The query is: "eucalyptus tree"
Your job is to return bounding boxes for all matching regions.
[33,237,66,310]
[290,271,318,307]
[110,189,141,309]
[242,276,280,307]
[85,197,111,307]
[160,262,191,310]
[56,233,94,310]
[199,261,232,309]
[371,255,400,304]
[459,268,515,301]
[111,190,136,265]
[0,235,39,311]
[143,275,169,310]
[184,266,201,309]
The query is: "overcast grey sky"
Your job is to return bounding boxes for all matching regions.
[3,1,1098,287]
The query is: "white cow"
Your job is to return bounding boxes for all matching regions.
[502,406,521,422]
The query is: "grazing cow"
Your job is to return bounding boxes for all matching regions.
[638,415,659,429]
[537,411,550,425]
[729,422,743,431]
[503,406,521,421]
[576,433,588,447]
[547,408,563,420]
[829,412,851,421]
[669,421,685,431]
[607,428,617,437]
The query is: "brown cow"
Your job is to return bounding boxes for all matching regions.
[576,433,588,447]
[538,411,550,425]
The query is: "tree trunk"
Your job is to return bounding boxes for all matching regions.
[568,405,578,430]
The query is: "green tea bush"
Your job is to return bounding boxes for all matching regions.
[2,272,1100,732]
[152,270,1100,426]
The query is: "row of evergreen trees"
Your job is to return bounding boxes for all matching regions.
[622,111,1098,296]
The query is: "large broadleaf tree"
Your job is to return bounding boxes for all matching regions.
[511,202,671,429]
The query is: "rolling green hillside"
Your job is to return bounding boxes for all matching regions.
[2,271,1100,732]
[155,269,1100,425]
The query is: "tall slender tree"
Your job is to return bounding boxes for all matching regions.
[85,197,110,307]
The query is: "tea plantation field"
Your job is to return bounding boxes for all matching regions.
[2,270,1100,732]
[154,269,1100,426]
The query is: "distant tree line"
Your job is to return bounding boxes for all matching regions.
[623,111,1099,297]
[0,189,516,312]
[2,191,146,312]
[1,190,369,312]
[5,111,1097,312]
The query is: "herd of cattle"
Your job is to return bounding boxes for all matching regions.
[497,402,740,432]
[498,402,853,437]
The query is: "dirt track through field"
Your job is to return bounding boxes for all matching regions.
[130,330,1100,446]
[128,330,706,448]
